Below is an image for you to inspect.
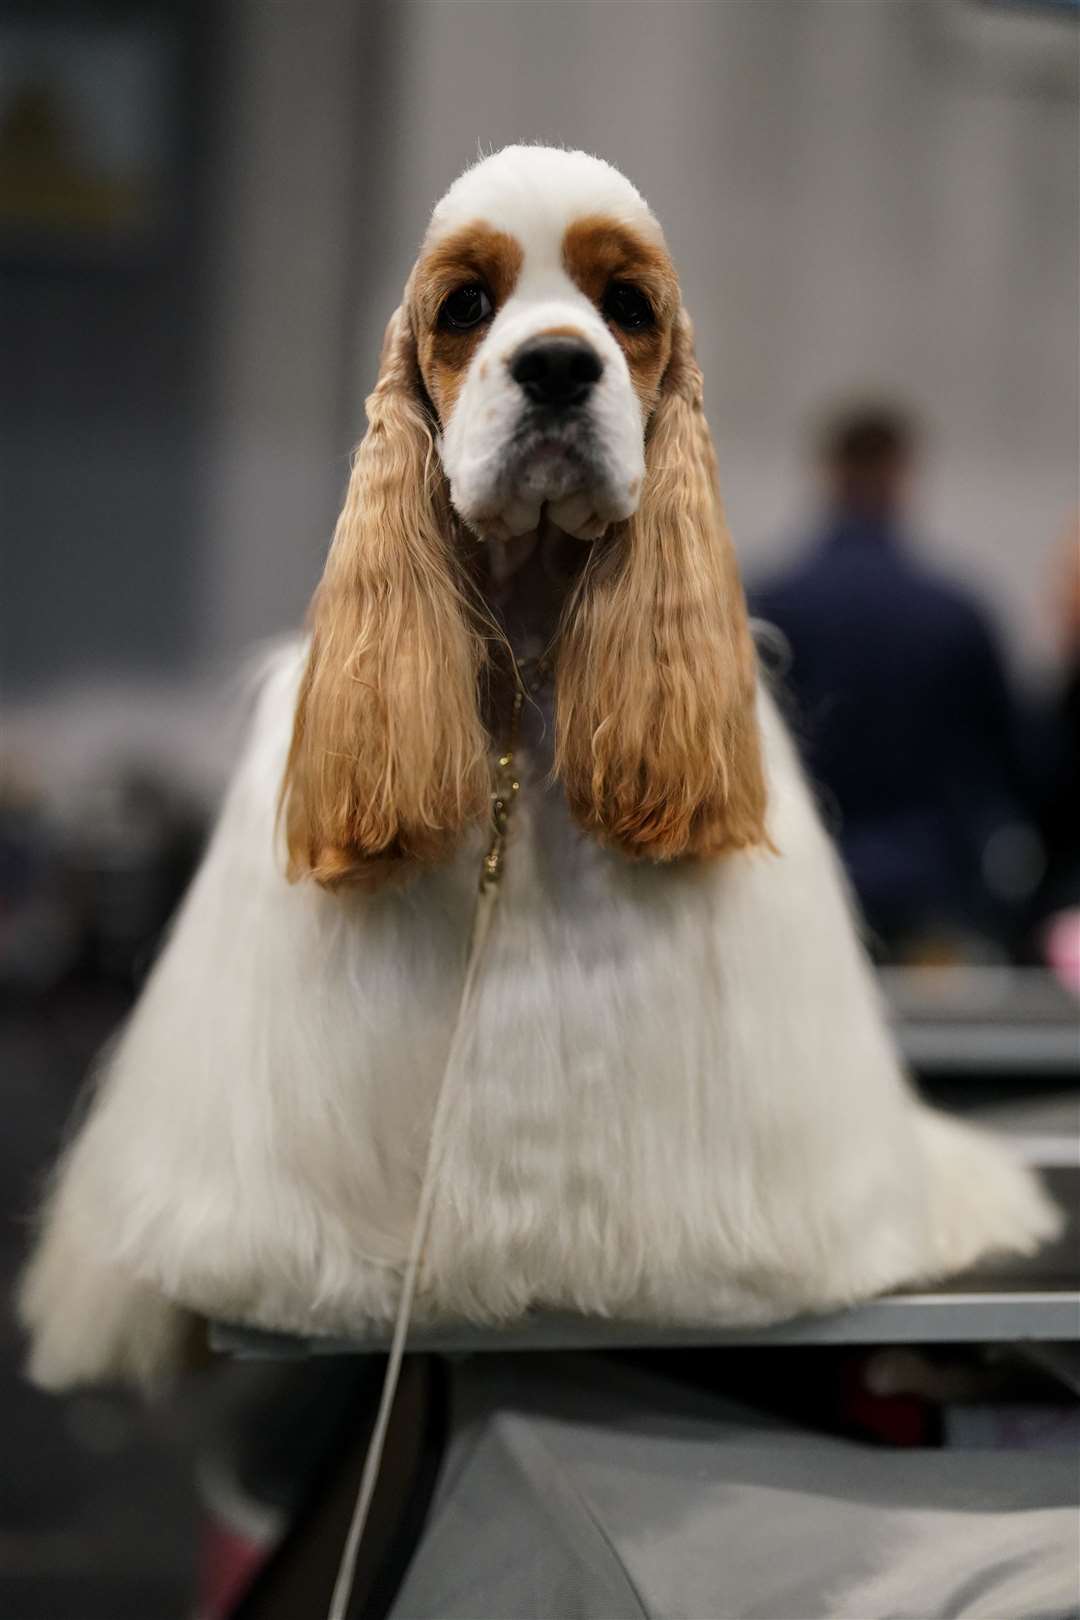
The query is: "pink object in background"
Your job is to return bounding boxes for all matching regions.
[1043,909,1080,996]
[192,1467,284,1620]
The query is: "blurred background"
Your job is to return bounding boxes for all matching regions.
[1,2,1077,1616]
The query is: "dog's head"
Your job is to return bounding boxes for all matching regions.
[284,146,767,888]
[422,152,673,542]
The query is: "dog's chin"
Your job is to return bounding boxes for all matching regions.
[468,494,612,545]
[453,437,640,544]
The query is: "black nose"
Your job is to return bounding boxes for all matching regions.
[510,336,603,408]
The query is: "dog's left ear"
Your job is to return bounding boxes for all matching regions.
[282,306,490,890]
[555,309,767,861]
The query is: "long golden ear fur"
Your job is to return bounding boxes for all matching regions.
[282,307,490,888]
[555,310,768,862]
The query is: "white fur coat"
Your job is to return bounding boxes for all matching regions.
[20,643,1059,1389]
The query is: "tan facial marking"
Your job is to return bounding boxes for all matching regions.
[562,215,679,413]
[412,221,523,422]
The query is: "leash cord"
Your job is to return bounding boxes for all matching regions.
[326,658,540,1619]
[326,879,499,1620]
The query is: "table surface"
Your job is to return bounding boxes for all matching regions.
[882,966,1080,1076]
[212,1280,1080,1359]
[213,974,1079,1361]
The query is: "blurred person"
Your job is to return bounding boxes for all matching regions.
[1032,516,1080,987]
[752,404,1038,960]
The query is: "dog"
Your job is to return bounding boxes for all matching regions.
[19,146,1059,1390]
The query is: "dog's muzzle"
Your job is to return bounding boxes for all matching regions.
[440,303,645,543]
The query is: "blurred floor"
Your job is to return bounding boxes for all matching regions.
[1,987,197,1620]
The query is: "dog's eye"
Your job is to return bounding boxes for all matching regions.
[439,284,493,331]
[602,281,654,331]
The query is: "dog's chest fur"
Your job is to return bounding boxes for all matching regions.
[19,633,1059,1391]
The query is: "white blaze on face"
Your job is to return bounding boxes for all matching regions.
[424,148,660,542]
[440,290,644,540]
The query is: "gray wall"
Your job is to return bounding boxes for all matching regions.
[204,0,1078,677]
[8,1,1078,701]
[1,8,214,693]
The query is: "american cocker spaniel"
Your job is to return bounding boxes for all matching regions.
[20,146,1058,1391]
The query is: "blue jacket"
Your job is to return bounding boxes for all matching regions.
[751,513,1029,945]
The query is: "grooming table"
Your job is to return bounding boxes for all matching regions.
[883,965,1080,1078]
[212,1129,1079,1360]
[212,977,1079,1361]
[212,1280,1079,1359]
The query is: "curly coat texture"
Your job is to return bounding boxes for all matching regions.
[284,305,766,885]
[283,307,490,888]
[555,312,766,860]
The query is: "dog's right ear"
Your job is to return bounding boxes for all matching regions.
[554,309,768,862]
[282,307,490,889]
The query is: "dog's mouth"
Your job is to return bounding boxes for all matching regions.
[478,422,622,542]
